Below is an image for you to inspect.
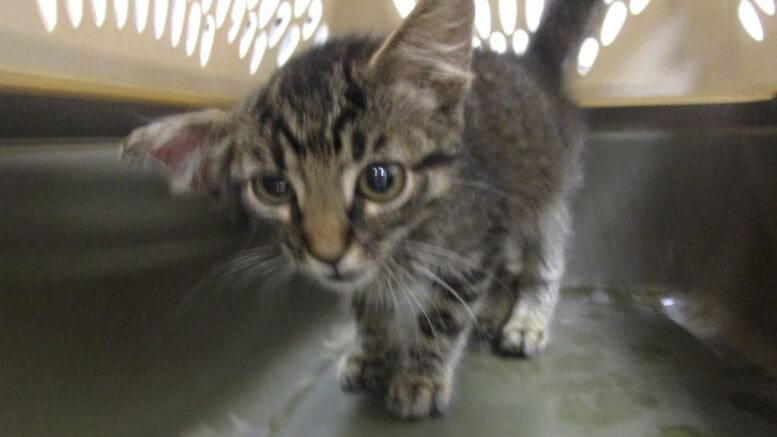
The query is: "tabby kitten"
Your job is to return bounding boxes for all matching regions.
[122,0,599,419]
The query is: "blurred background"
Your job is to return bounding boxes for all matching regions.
[1,1,776,436]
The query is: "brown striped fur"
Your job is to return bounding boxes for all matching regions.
[122,0,601,420]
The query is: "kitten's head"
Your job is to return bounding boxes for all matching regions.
[122,0,474,292]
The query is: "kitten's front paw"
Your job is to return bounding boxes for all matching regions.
[386,372,452,419]
[497,321,549,357]
[337,352,393,393]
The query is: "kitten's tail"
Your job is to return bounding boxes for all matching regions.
[527,0,602,88]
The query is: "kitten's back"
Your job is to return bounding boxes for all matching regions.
[462,0,600,220]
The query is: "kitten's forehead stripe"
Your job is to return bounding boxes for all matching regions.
[331,108,358,155]
[351,129,366,162]
[269,127,287,171]
[374,135,387,152]
[275,118,306,158]
[343,64,367,110]
[331,64,369,160]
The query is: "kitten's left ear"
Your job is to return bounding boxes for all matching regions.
[121,109,236,197]
[368,0,474,111]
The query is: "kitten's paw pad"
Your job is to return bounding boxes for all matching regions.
[386,373,451,419]
[337,353,392,393]
[497,323,548,358]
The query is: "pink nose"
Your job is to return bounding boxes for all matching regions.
[303,214,347,264]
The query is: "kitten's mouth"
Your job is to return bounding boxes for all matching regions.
[312,265,377,292]
[295,246,378,291]
[327,268,360,282]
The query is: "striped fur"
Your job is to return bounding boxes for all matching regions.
[121,0,599,420]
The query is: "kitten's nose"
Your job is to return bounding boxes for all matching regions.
[307,240,345,265]
[303,213,348,264]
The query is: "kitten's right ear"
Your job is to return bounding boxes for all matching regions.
[121,109,235,197]
[367,0,474,111]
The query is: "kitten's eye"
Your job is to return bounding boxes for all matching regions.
[255,174,292,202]
[358,163,406,202]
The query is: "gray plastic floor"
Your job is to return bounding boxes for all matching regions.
[2,143,777,436]
[188,288,777,437]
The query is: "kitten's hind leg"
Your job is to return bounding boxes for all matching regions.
[497,203,569,358]
[338,287,399,393]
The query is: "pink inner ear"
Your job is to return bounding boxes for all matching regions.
[150,128,207,172]
[148,126,224,196]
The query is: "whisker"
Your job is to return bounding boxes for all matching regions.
[174,245,285,318]
[406,249,512,306]
[410,261,484,339]
[381,269,401,316]
[403,240,512,295]
[403,240,478,270]
[387,259,436,340]
[257,262,295,295]
[383,264,418,325]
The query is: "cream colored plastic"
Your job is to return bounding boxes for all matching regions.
[1,0,775,106]
[0,0,333,105]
